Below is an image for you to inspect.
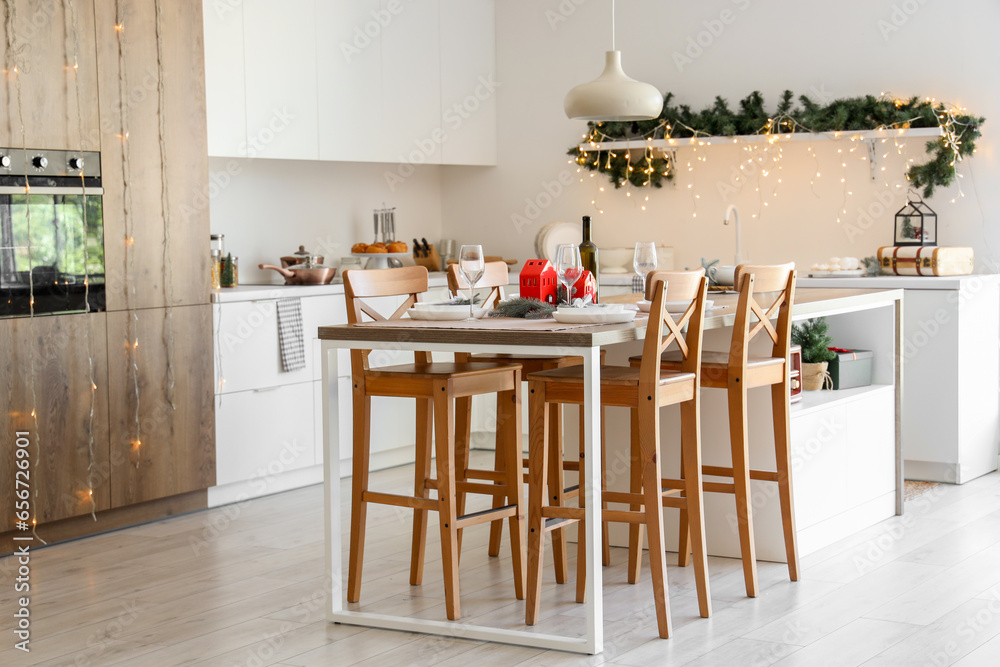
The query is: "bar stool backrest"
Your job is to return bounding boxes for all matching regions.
[731,263,797,365]
[343,265,430,371]
[640,268,709,386]
[446,261,509,309]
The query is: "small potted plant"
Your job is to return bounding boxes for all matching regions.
[792,317,836,390]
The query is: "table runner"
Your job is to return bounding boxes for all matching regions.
[353,314,647,332]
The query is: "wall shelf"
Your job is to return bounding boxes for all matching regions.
[577,126,943,152]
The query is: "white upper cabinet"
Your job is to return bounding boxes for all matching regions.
[204,0,495,165]
[439,0,496,165]
[379,0,442,164]
[203,1,248,158]
[243,0,319,160]
[317,0,384,162]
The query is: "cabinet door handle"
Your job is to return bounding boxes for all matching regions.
[253,386,282,393]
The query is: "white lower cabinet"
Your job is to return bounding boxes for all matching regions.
[211,284,446,506]
[214,382,317,486]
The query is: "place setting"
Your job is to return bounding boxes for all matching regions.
[398,242,645,330]
[406,244,489,321]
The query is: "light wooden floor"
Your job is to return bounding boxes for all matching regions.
[4,455,1000,667]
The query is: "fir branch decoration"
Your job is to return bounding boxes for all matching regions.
[569,91,984,197]
[448,294,482,306]
[861,255,881,277]
[488,297,556,320]
[220,252,236,287]
[792,317,837,364]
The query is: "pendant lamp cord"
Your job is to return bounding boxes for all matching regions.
[611,0,616,51]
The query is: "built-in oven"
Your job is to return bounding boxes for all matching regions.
[0,148,105,318]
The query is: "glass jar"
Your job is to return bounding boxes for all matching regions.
[210,250,222,289]
[220,254,238,288]
[211,233,225,256]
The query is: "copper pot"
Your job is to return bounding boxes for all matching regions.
[280,246,324,269]
[259,263,337,285]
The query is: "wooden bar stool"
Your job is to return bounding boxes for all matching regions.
[657,263,798,598]
[525,270,712,639]
[446,263,610,583]
[343,266,526,620]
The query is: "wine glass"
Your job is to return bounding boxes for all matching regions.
[554,244,583,305]
[458,244,485,320]
[633,242,657,296]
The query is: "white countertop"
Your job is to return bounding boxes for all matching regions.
[598,273,641,286]
[212,273,450,303]
[798,274,999,290]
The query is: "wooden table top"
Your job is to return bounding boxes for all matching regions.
[317,287,902,350]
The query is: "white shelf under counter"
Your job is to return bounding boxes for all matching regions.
[792,383,895,417]
[800,274,1000,483]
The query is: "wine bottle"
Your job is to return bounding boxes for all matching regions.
[579,215,600,303]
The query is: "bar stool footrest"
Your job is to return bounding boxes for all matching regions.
[456,504,517,529]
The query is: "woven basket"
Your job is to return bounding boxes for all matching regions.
[801,361,832,391]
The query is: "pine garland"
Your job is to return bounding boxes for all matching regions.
[569,91,984,198]
[488,297,556,320]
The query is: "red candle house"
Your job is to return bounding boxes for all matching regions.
[519,259,558,304]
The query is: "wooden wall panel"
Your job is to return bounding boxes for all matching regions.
[95,0,210,311]
[0,0,100,150]
[0,313,111,532]
[0,1,215,545]
[106,303,215,507]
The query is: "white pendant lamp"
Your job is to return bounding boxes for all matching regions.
[564,0,663,121]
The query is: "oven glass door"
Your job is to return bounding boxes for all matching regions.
[0,192,105,317]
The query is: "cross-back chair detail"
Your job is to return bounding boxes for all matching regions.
[525,269,712,639]
[658,262,799,600]
[341,266,527,621]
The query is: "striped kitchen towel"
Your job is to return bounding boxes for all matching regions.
[276,297,306,372]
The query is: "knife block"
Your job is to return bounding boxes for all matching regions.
[413,244,442,272]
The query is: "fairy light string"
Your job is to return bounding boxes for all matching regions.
[5,0,46,543]
[114,0,143,466]
[66,0,99,520]
[572,92,982,206]
[154,0,177,411]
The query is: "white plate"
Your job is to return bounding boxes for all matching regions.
[552,310,636,324]
[808,269,865,278]
[407,307,482,321]
[412,303,470,311]
[557,303,625,314]
[534,221,581,261]
[351,252,410,258]
[636,299,713,313]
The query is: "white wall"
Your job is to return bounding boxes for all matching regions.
[207,158,443,285]
[441,0,1000,273]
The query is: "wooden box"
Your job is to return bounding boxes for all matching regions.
[877,246,974,276]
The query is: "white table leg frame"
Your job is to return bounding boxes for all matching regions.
[322,340,604,655]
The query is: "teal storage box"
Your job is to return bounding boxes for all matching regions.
[828,349,873,390]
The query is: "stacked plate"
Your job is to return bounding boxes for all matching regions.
[534,221,581,261]
[408,302,484,321]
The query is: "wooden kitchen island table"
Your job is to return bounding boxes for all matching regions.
[317,286,903,654]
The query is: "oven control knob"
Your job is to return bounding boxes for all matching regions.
[68,157,85,170]
[32,155,48,169]
[0,155,10,168]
